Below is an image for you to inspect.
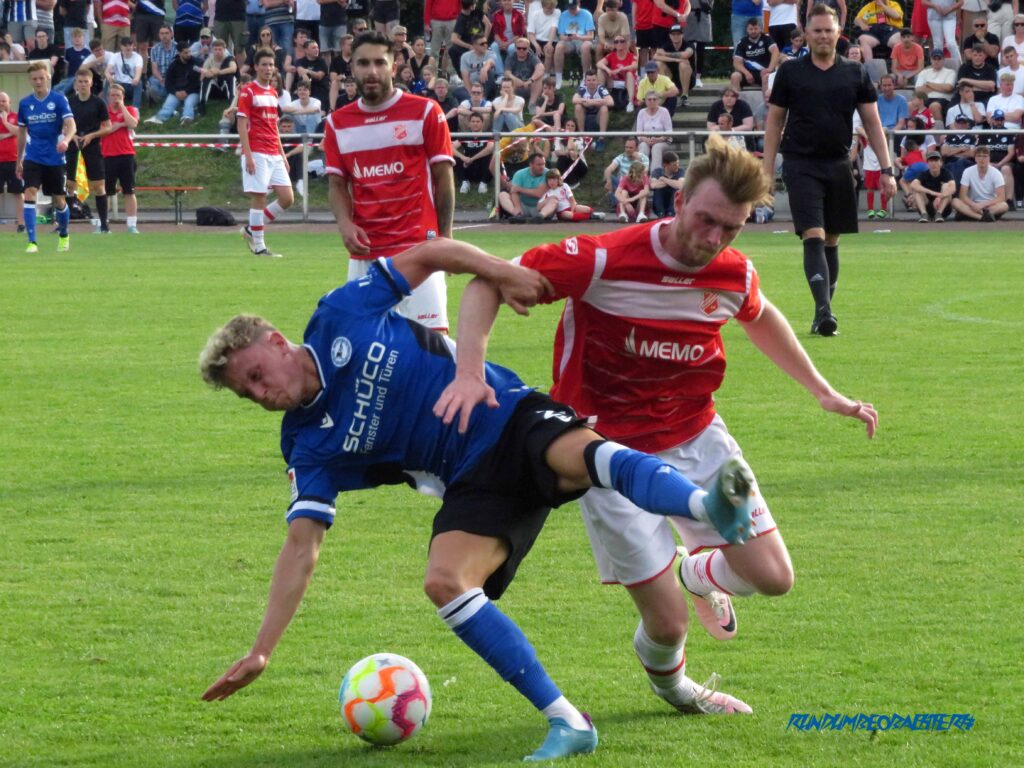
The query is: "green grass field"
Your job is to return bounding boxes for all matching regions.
[2,227,1021,768]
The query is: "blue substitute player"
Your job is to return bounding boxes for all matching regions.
[199,238,759,762]
[17,61,76,254]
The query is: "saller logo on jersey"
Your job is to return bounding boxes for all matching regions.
[625,327,705,362]
[352,159,406,179]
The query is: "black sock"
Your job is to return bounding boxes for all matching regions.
[95,194,108,229]
[825,244,839,300]
[802,237,830,312]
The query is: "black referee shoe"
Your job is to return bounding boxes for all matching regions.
[811,308,838,337]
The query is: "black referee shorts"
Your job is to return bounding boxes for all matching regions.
[65,142,105,182]
[782,154,859,237]
[432,392,589,600]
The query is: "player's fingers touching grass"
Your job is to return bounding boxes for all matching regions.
[818,392,879,438]
[202,653,269,701]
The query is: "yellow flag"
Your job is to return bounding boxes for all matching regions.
[75,153,89,202]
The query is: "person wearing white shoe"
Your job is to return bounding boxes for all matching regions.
[100,84,140,234]
[453,134,880,717]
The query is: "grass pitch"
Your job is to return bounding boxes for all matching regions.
[1,226,1021,767]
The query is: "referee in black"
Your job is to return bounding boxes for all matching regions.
[65,68,111,233]
[762,3,895,336]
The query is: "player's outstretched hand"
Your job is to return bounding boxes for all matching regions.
[340,221,371,256]
[819,392,878,439]
[201,652,268,702]
[433,372,499,434]
[497,265,554,315]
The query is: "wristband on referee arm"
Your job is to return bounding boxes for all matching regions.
[880,167,894,175]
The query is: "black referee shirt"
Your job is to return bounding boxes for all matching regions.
[770,55,876,160]
[68,94,110,137]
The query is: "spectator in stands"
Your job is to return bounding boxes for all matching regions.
[595,0,630,62]
[552,117,587,184]
[854,0,904,62]
[335,76,359,108]
[962,16,1000,69]
[428,77,461,132]
[244,27,284,77]
[537,166,602,220]
[489,0,526,75]
[492,76,526,131]
[987,71,1024,126]
[31,0,53,40]
[246,0,267,48]
[174,0,206,47]
[497,151,548,221]
[910,149,955,221]
[388,25,413,66]
[527,0,560,71]
[731,0,765,48]
[504,36,544,108]
[684,0,714,88]
[293,39,329,103]
[998,46,1024,94]
[960,0,988,48]
[318,0,346,56]
[637,60,680,114]
[190,28,215,65]
[98,0,132,51]
[573,69,613,150]
[200,39,239,114]
[282,28,310,89]
[454,112,494,193]
[410,36,437,82]
[214,0,248,55]
[780,28,809,59]
[295,0,321,47]
[531,75,565,129]
[79,38,113,94]
[705,86,754,131]
[424,0,460,70]
[282,79,321,133]
[603,136,649,202]
[767,0,801,53]
[263,0,296,56]
[653,24,695,105]
[635,91,673,171]
[28,28,61,80]
[461,34,500,98]
[892,29,925,86]
[371,0,399,35]
[458,82,495,130]
[915,48,957,121]
[988,2,1016,48]
[0,90,26,232]
[327,34,353,106]
[945,81,983,123]
[941,113,978,181]
[981,109,1017,202]
[553,0,596,89]
[649,149,684,217]
[731,17,779,97]
[451,0,491,75]
[615,160,651,221]
[497,121,552,175]
[145,42,202,125]
[52,27,89,95]
[60,0,93,48]
[958,43,999,105]
[596,32,638,112]
[146,25,177,105]
[1000,13,1024,60]
[0,40,18,60]
[106,36,144,109]
[925,0,961,66]
[877,73,909,129]
[713,111,749,151]
[952,144,1009,218]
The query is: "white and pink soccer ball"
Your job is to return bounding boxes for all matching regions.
[338,653,432,746]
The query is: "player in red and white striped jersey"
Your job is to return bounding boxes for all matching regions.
[322,31,455,332]
[238,48,294,258]
[437,135,878,715]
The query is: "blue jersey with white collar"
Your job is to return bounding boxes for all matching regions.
[18,90,73,166]
[282,258,534,528]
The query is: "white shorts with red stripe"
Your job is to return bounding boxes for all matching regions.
[580,414,777,586]
[347,256,449,332]
[241,152,292,193]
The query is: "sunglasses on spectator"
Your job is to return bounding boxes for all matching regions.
[516,45,529,50]
[1017,22,1024,26]
[975,23,986,27]
[614,38,626,43]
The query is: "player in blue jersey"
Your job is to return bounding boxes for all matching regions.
[198,238,760,762]
[16,61,76,254]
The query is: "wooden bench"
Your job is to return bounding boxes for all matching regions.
[131,185,205,224]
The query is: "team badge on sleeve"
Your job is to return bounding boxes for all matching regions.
[564,237,579,255]
[331,336,353,367]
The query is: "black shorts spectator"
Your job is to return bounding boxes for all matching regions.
[104,155,136,195]
[134,13,165,44]
[65,143,105,181]
[22,160,66,196]
[782,155,859,237]
[636,28,663,50]
[0,161,25,193]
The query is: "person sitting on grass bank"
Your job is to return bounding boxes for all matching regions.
[536,167,604,221]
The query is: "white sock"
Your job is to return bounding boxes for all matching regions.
[555,72,563,88]
[633,621,686,690]
[541,696,590,731]
[680,549,756,597]
[264,200,286,221]
[248,209,266,249]
[127,216,137,228]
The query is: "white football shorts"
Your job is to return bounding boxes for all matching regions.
[347,256,449,332]
[580,414,777,586]
[241,152,292,193]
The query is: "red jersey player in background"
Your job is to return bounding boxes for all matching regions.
[435,135,878,716]
[322,31,456,332]
[0,91,25,233]
[238,48,294,259]
[99,83,140,234]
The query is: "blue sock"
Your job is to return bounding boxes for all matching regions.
[440,590,561,711]
[25,203,37,243]
[584,440,702,519]
[56,204,70,237]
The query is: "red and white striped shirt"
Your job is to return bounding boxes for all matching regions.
[518,220,763,454]
[101,0,132,27]
[236,81,282,156]
[321,90,454,260]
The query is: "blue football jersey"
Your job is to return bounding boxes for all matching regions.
[18,90,73,166]
[282,258,534,528]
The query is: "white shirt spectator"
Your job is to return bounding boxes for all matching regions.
[996,65,1024,96]
[913,65,956,101]
[109,50,144,85]
[960,163,1005,202]
[528,4,561,44]
[985,92,1024,128]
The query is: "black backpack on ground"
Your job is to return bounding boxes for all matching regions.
[195,206,237,226]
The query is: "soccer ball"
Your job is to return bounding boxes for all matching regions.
[338,653,432,746]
